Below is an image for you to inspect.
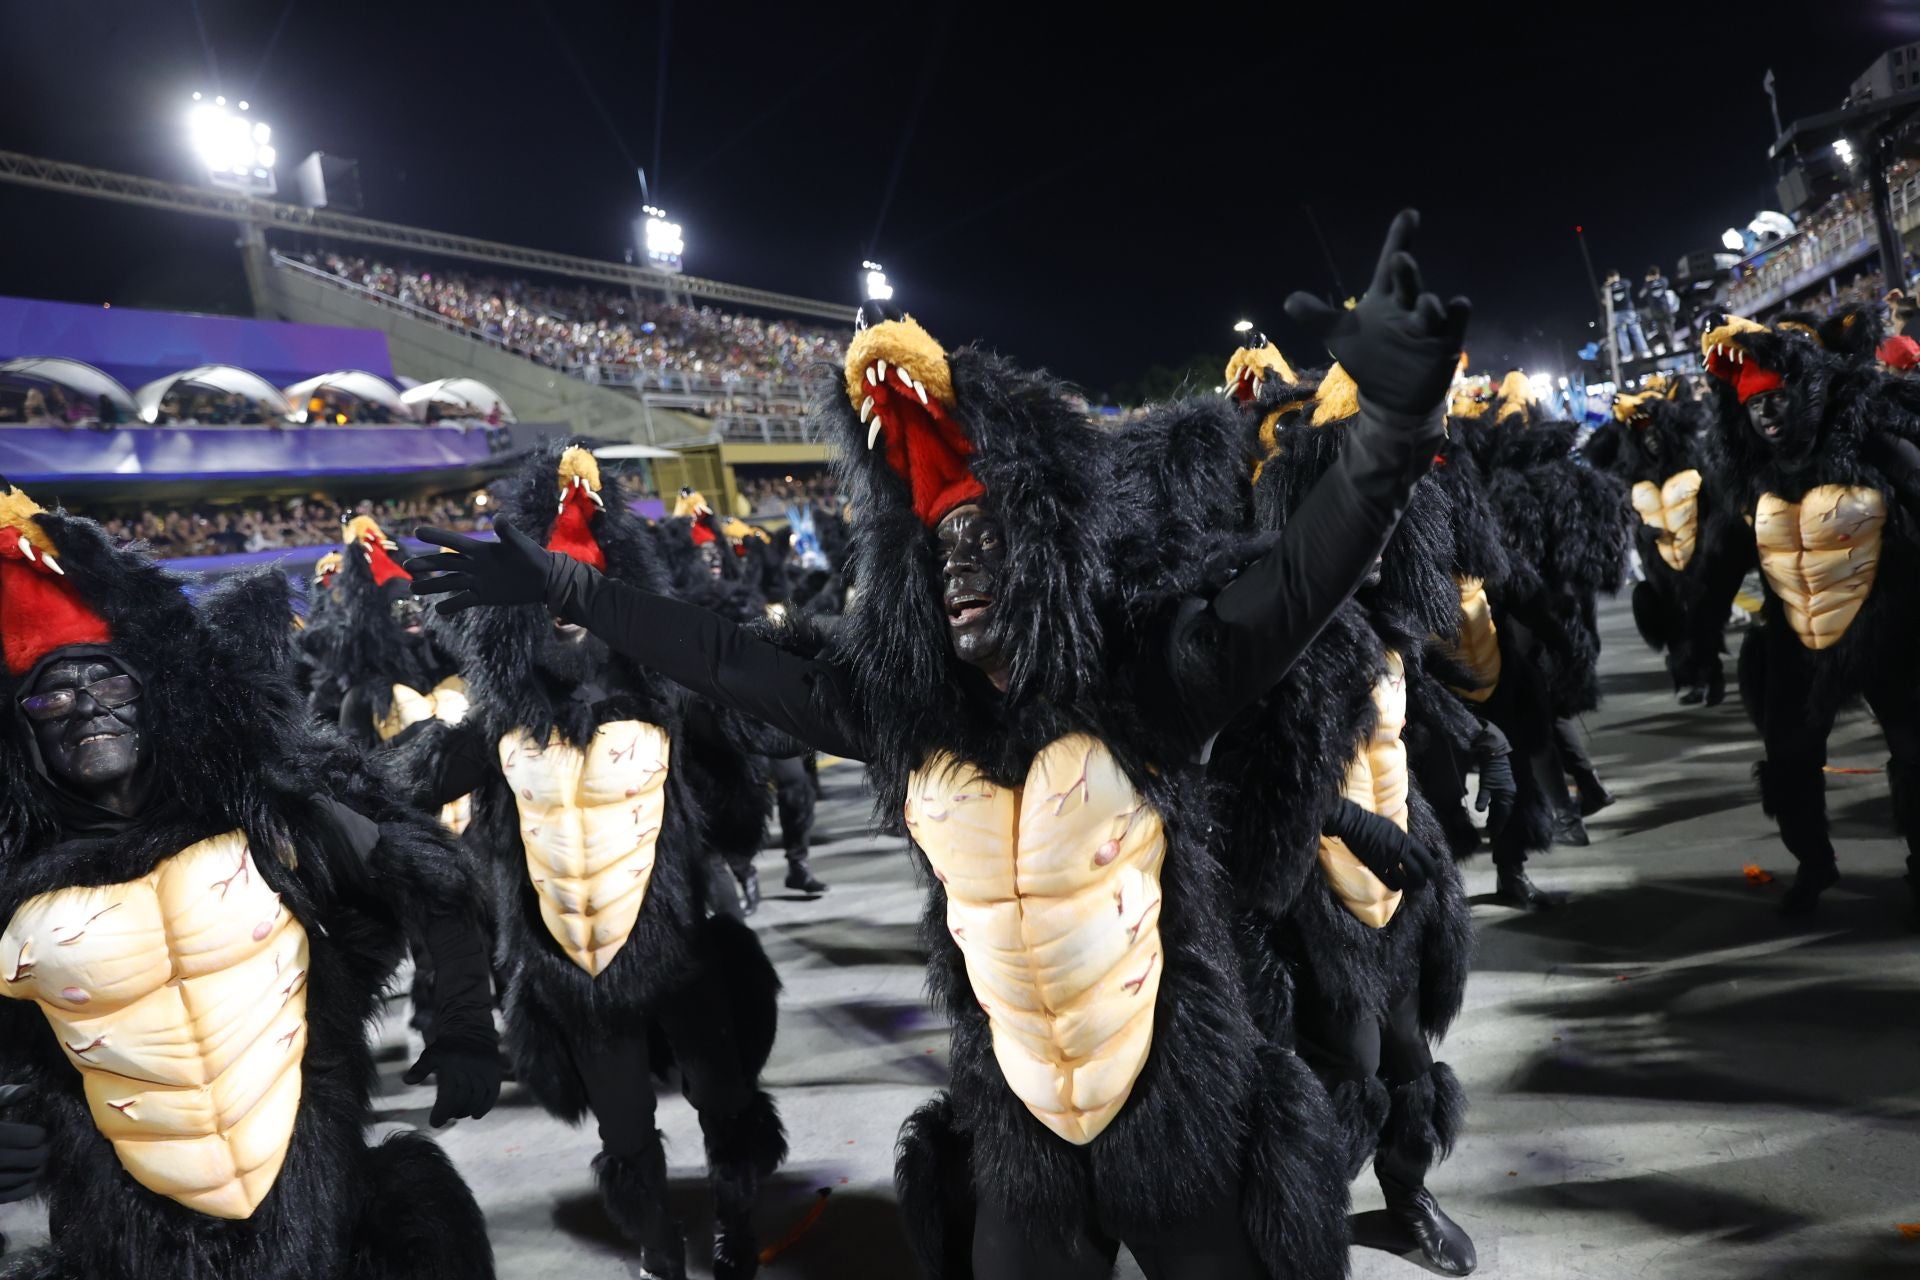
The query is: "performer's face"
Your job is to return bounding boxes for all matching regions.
[698,542,726,578]
[936,504,1008,683]
[21,656,145,799]
[390,596,427,636]
[1746,389,1788,445]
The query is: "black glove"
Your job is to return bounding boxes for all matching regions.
[406,521,562,616]
[1323,799,1435,891]
[1471,723,1516,838]
[1284,209,1471,417]
[405,912,502,1128]
[403,1039,502,1129]
[0,1084,48,1206]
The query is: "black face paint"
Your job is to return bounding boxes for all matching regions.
[1745,389,1819,469]
[936,504,1009,680]
[390,595,427,636]
[698,542,725,578]
[24,656,146,812]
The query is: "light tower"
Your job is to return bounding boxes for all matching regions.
[186,93,277,196]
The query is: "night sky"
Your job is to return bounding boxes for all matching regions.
[1,0,1914,397]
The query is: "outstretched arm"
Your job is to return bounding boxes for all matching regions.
[405,532,868,762]
[1173,210,1467,746]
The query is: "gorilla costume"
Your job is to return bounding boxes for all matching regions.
[389,447,787,1279]
[1680,315,1920,917]
[0,481,498,1280]
[407,210,1470,1279]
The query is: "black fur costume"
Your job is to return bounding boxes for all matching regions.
[393,446,786,1280]
[324,524,463,752]
[0,490,494,1280]
[1584,382,1720,700]
[1214,399,1475,1223]
[1681,318,1920,912]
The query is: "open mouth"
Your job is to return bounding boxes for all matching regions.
[74,731,122,747]
[552,618,584,639]
[1759,421,1783,440]
[858,357,934,452]
[946,593,993,626]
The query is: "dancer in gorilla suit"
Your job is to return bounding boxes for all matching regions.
[657,491,824,910]
[1585,380,1720,704]
[389,446,786,1279]
[409,211,1469,1278]
[0,481,498,1280]
[1680,315,1920,917]
[1457,375,1631,853]
[1215,368,1479,1275]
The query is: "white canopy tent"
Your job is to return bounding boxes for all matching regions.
[591,443,682,459]
[282,370,416,423]
[133,365,291,424]
[400,377,515,423]
[0,357,139,417]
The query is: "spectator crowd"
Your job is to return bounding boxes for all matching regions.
[304,252,848,391]
[92,494,493,559]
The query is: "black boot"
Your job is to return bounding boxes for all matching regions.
[785,853,827,895]
[701,1092,788,1280]
[737,865,761,915]
[1377,1066,1476,1276]
[1757,759,1838,918]
[1575,774,1614,818]
[1552,805,1591,847]
[1493,858,1557,910]
[593,1147,687,1279]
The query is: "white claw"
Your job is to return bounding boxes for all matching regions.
[914,379,928,405]
[876,359,888,381]
[860,395,875,423]
[43,553,63,576]
[587,489,605,508]
[898,366,914,390]
[868,417,884,450]
[866,365,879,386]
[18,540,34,563]
[558,501,568,514]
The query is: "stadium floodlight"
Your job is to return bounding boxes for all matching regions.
[1834,137,1856,167]
[1233,319,1254,333]
[640,206,684,273]
[862,260,893,302]
[1721,227,1745,251]
[187,95,277,195]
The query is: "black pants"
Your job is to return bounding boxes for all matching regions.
[576,963,758,1157]
[1755,633,1920,878]
[1295,989,1432,1094]
[771,754,815,862]
[970,1182,1267,1280]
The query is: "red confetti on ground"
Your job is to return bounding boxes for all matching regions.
[1613,975,1631,983]
[1743,865,1775,885]
[1897,1223,1920,1240]
[1823,766,1883,775]
[758,1188,832,1263]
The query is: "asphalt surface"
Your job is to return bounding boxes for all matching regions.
[4,594,1917,1278]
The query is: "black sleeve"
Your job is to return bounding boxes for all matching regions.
[389,718,494,810]
[1676,505,1757,673]
[1170,401,1444,749]
[418,911,496,1051]
[546,558,869,762]
[1870,432,1920,516]
[336,685,380,751]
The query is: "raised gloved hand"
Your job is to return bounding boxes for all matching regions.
[403,1038,502,1129]
[406,522,561,616]
[0,1084,48,1206]
[1471,723,1516,837]
[1284,209,1471,417]
[1324,799,1436,891]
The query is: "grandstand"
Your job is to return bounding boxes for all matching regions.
[0,147,850,571]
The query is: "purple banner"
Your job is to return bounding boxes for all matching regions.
[0,295,393,389]
[0,425,496,484]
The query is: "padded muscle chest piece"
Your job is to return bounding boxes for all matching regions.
[0,832,309,1219]
[1632,469,1703,571]
[1752,486,1885,650]
[904,735,1166,1146]
[1446,576,1500,703]
[1318,651,1409,929]
[501,720,670,977]
[379,676,475,833]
